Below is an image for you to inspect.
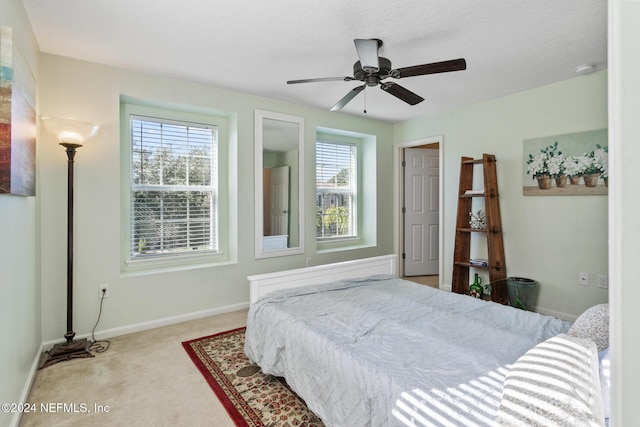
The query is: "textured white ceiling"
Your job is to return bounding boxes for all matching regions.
[22,0,607,123]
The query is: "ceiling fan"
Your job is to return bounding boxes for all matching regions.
[287,38,467,112]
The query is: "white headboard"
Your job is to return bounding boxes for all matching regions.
[247,254,398,304]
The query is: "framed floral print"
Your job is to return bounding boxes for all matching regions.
[523,129,608,196]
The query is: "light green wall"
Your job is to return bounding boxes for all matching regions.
[37,54,395,342]
[0,1,40,425]
[394,70,609,320]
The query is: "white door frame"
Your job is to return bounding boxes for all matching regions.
[394,135,444,288]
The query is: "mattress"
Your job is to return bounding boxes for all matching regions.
[245,275,571,426]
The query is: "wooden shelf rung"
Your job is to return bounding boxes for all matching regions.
[454,261,489,269]
[456,228,487,233]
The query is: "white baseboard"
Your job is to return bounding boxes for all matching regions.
[41,301,250,350]
[535,306,577,322]
[439,282,452,292]
[10,342,45,427]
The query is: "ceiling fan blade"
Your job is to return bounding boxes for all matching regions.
[354,39,381,73]
[380,82,424,105]
[330,85,365,111]
[287,76,354,84]
[392,58,467,79]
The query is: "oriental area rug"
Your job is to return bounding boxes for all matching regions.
[182,327,324,427]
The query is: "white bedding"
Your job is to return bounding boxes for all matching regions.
[244,275,571,426]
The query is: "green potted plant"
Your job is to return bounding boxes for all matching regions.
[527,141,562,189]
[563,156,584,185]
[581,148,607,187]
[594,145,608,186]
[548,151,567,187]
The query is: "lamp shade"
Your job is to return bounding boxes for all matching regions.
[42,116,99,145]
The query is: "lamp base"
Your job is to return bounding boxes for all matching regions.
[39,338,94,369]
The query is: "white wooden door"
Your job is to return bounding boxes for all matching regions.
[270,166,290,236]
[403,148,439,276]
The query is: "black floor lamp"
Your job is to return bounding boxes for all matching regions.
[40,117,99,369]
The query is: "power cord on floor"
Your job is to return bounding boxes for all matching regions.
[89,288,111,353]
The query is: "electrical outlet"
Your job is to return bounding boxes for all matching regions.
[597,275,609,289]
[98,283,110,298]
[579,272,589,286]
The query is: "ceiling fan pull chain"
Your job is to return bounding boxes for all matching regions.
[364,87,367,114]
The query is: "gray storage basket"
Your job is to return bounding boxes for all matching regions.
[507,277,538,311]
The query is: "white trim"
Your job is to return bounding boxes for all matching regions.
[9,343,44,427]
[248,254,398,303]
[124,250,224,269]
[40,302,249,350]
[535,307,577,322]
[394,136,444,289]
[607,0,637,424]
[119,100,232,272]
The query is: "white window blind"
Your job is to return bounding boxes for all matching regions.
[130,115,218,259]
[316,141,357,239]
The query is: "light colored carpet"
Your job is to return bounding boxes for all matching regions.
[21,309,248,427]
[403,275,439,288]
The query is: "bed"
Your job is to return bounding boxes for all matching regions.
[245,255,608,426]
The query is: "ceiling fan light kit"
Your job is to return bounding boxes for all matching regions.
[287,38,467,112]
[575,64,595,75]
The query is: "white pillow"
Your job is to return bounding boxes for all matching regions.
[495,334,605,427]
[568,303,609,352]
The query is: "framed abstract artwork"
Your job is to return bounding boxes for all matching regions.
[523,128,608,196]
[0,25,36,196]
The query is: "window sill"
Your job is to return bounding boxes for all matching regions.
[122,251,235,277]
[316,239,374,254]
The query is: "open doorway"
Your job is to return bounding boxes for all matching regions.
[398,137,443,289]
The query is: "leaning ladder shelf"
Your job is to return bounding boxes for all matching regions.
[452,154,509,304]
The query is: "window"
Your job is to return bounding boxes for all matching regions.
[316,141,357,239]
[129,115,217,260]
